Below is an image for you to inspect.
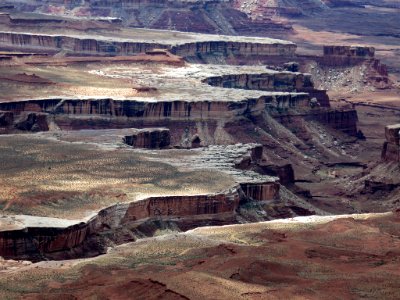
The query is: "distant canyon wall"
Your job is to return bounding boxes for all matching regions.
[203,72,330,107]
[0,31,297,59]
[2,0,292,36]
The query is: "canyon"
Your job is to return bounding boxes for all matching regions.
[0,1,399,299]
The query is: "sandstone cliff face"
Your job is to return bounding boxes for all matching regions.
[204,71,331,107]
[0,92,358,146]
[0,186,250,261]
[308,109,359,136]
[258,164,295,185]
[4,0,292,36]
[0,96,308,120]
[233,0,329,19]
[14,112,49,132]
[323,46,375,58]
[204,72,313,92]
[124,128,171,149]
[0,12,120,30]
[0,223,90,261]
[274,109,359,136]
[0,95,310,145]
[0,111,49,133]
[172,41,297,59]
[385,125,400,145]
[382,124,400,162]
[0,31,296,59]
[240,182,280,201]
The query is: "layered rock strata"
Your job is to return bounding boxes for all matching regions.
[203,72,330,107]
[317,46,389,79]
[123,128,170,149]
[0,95,309,139]
[200,71,358,135]
[0,31,296,58]
[204,72,314,92]
[296,45,389,89]
[323,45,375,58]
[2,0,292,36]
[382,124,400,162]
[0,12,121,31]
[240,182,280,201]
[0,180,282,261]
[274,109,359,136]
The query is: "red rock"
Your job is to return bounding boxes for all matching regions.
[240,181,280,201]
[323,45,375,58]
[385,124,400,145]
[123,129,171,149]
[381,124,400,162]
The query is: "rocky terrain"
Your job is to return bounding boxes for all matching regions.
[0,1,399,299]
[1,212,400,299]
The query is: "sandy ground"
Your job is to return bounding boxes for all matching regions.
[1,212,399,299]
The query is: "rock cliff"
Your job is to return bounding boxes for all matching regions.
[123,128,171,149]
[2,0,292,36]
[0,182,282,260]
[382,124,400,162]
[0,31,297,59]
[323,45,375,58]
[203,71,330,106]
[0,95,302,147]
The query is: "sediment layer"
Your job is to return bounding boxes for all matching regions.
[0,31,297,58]
[0,180,279,261]
[381,124,400,162]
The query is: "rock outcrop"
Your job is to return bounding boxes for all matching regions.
[258,164,295,185]
[0,111,49,133]
[0,182,282,261]
[2,0,292,36]
[0,12,120,31]
[0,95,309,143]
[240,181,280,201]
[204,72,314,93]
[323,45,375,58]
[123,128,171,149]
[203,71,330,107]
[13,112,49,132]
[382,124,400,162]
[0,31,297,59]
[317,46,389,86]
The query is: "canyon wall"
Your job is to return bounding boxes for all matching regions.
[0,96,307,145]
[0,181,283,261]
[204,72,313,92]
[382,124,400,162]
[0,96,308,119]
[3,0,292,36]
[0,12,121,31]
[0,31,297,59]
[0,94,358,142]
[323,46,375,58]
[274,109,359,136]
[307,109,358,135]
[240,181,280,201]
[123,128,171,149]
[203,72,330,107]
[172,42,297,60]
